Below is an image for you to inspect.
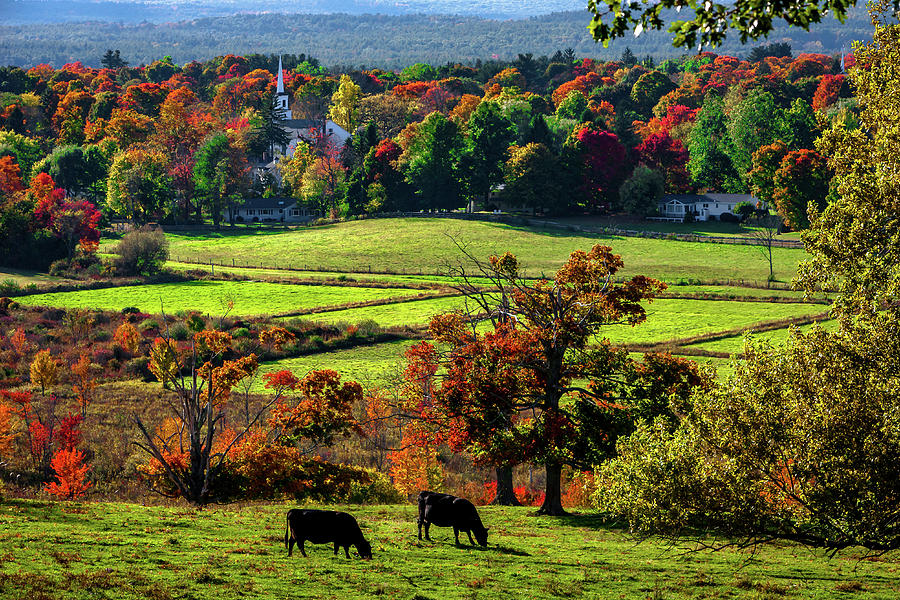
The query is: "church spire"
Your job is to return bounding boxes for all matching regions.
[276,55,285,94]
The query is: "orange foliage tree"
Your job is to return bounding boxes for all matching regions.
[415,244,704,515]
[44,448,91,500]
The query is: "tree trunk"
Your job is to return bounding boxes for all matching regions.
[490,465,521,506]
[536,462,567,516]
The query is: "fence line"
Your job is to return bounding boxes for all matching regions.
[170,254,816,292]
[121,212,805,248]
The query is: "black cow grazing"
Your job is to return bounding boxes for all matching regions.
[417,490,489,547]
[284,509,373,559]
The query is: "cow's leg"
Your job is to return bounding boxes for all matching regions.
[417,517,423,540]
[344,545,351,559]
[334,542,339,555]
[288,536,295,557]
[453,526,461,545]
[423,521,432,542]
[466,529,475,545]
[299,540,307,558]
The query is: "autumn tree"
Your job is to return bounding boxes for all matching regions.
[432,245,670,515]
[599,5,900,554]
[565,125,629,212]
[135,329,264,505]
[328,74,362,133]
[30,349,59,396]
[772,149,830,230]
[106,149,172,224]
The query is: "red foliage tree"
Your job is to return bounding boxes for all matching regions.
[44,448,91,500]
[0,155,25,199]
[568,125,629,211]
[636,132,691,192]
[812,74,847,111]
[773,149,830,230]
[416,245,684,515]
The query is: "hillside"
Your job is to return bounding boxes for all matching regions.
[0,8,873,68]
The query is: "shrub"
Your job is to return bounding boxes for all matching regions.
[91,347,115,365]
[231,327,250,338]
[356,319,381,337]
[139,319,160,332]
[719,212,740,223]
[121,306,140,315]
[89,330,111,342]
[186,314,206,332]
[0,280,20,295]
[169,323,190,341]
[113,227,169,276]
[124,357,152,381]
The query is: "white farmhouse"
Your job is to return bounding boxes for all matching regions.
[656,193,759,222]
[233,197,317,224]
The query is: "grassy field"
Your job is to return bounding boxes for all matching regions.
[611,299,827,346]
[0,499,896,600]
[304,296,827,344]
[685,320,839,355]
[15,281,432,317]
[140,219,807,284]
[167,261,458,286]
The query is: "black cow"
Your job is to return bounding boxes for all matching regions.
[284,508,373,559]
[417,490,489,547]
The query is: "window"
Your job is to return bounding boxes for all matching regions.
[247,209,256,215]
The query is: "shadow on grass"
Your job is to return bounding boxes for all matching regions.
[543,512,627,531]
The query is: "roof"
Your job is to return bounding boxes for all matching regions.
[660,193,757,205]
[283,119,320,129]
[237,197,298,210]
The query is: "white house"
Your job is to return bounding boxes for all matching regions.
[656,193,758,222]
[233,197,317,224]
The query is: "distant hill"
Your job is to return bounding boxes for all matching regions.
[1,0,585,23]
[0,8,874,69]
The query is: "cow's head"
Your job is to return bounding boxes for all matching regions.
[474,526,489,547]
[356,539,373,559]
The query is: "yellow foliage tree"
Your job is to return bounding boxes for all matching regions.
[71,354,96,418]
[328,74,362,132]
[30,349,59,396]
[114,322,141,354]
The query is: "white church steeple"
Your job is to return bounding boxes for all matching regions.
[275,55,290,119]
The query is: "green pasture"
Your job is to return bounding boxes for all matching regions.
[15,281,429,317]
[143,218,807,284]
[250,339,416,391]
[307,296,827,344]
[608,298,827,346]
[685,320,839,355]
[166,261,458,286]
[0,500,896,600]
[300,296,471,328]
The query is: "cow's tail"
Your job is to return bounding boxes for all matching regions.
[284,511,291,550]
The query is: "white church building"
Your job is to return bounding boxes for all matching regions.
[273,57,351,158]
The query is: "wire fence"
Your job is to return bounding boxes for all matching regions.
[169,255,817,292]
